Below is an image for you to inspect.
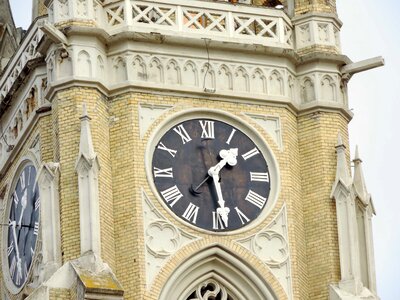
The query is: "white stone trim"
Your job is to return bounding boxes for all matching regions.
[142,189,199,289]
[75,104,101,256]
[37,163,62,283]
[159,245,278,300]
[236,204,292,299]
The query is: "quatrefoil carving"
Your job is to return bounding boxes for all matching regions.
[146,220,181,257]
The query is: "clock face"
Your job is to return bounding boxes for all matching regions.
[151,118,271,232]
[6,164,40,288]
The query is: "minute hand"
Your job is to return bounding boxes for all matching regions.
[211,174,229,226]
[208,148,238,226]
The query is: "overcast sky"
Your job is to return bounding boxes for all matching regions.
[9,0,399,299]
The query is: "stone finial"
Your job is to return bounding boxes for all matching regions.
[333,133,352,188]
[78,103,96,160]
[353,146,373,209]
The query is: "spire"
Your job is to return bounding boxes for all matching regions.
[0,0,16,28]
[32,0,47,20]
[331,133,352,195]
[78,103,96,160]
[353,146,373,209]
[0,0,20,71]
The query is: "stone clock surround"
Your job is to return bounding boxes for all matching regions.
[144,108,281,235]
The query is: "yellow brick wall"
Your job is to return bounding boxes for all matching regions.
[109,92,312,299]
[52,87,116,270]
[295,0,336,15]
[298,111,349,299]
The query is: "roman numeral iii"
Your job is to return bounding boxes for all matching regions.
[250,172,269,182]
[199,120,215,139]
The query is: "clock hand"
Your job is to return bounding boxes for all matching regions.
[10,221,22,277]
[17,188,28,228]
[211,174,230,226]
[207,148,238,226]
[190,175,210,194]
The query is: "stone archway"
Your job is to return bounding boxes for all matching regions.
[159,246,278,300]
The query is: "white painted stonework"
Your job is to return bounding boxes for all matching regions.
[142,189,200,289]
[236,205,292,299]
[293,13,341,51]
[37,163,62,283]
[244,113,283,150]
[75,104,102,256]
[330,136,378,300]
[139,103,172,139]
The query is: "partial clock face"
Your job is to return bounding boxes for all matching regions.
[6,164,40,288]
[151,118,271,232]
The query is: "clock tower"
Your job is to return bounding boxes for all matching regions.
[0,0,382,299]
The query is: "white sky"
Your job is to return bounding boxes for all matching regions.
[9,0,399,298]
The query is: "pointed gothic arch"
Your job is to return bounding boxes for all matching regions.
[159,246,278,300]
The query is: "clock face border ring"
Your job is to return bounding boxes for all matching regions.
[1,157,40,295]
[145,108,281,235]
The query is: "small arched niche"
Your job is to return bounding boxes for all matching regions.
[159,246,278,300]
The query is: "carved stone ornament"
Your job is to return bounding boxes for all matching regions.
[186,279,234,300]
[236,204,293,299]
[244,113,283,150]
[142,189,200,288]
[138,103,172,139]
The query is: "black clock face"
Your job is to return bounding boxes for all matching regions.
[7,165,40,288]
[152,118,271,232]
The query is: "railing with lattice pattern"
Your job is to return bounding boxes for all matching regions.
[47,0,293,48]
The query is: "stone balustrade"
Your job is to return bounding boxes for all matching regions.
[47,0,293,48]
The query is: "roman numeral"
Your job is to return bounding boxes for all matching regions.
[10,256,16,278]
[245,190,267,209]
[241,147,260,160]
[226,129,236,145]
[153,167,173,178]
[212,211,225,230]
[13,191,19,205]
[157,142,177,158]
[7,241,14,256]
[35,197,40,211]
[34,222,39,236]
[234,207,250,225]
[250,172,270,182]
[182,203,199,224]
[20,171,25,189]
[31,247,34,256]
[160,185,183,207]
[173,124,192,144]
[199,120,215,139]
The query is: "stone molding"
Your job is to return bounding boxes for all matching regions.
[330,135,379,300]
[236,204,292,299]
[75,104,102,256]
[142,189,200,289]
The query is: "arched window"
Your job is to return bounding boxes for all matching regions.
[159,246,278,300]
